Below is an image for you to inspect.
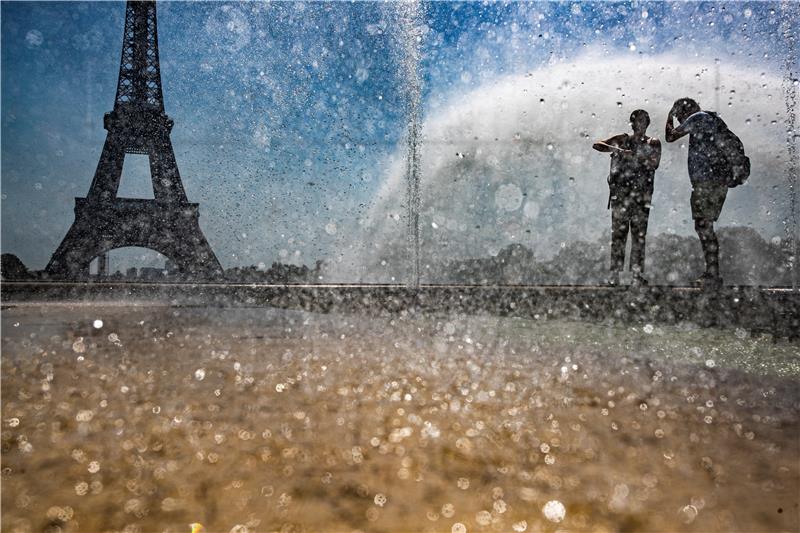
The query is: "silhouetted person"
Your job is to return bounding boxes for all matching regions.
[666,98,748,288]
[593,109,661,286]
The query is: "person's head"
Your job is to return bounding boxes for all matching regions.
[629,109,650,135]
[672,97,701,122]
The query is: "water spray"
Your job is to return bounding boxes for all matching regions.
[781,1,799,291]
[396,0,424,289]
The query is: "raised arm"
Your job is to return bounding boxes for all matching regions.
[665,109,689,143]
[592,134,629,153]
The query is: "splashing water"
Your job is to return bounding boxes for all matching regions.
[395,0,424,288]
[781,1,799,291]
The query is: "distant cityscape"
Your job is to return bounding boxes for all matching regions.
[1,255,324,284]
[1,227,795,286]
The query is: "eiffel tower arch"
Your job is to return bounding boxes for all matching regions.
[46,0,222,280]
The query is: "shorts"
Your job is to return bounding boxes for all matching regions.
[691,182,727,221]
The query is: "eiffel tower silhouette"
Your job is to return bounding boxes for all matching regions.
[46,0,222,279]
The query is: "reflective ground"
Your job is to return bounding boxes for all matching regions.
[2,304,799,533]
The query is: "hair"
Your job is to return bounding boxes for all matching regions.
[673,97,701,120]
[629,109,650,128]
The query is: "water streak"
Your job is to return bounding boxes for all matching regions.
[395,1,424,288]
[781,1,799,290]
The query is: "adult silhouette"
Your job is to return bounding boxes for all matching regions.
[593,109,661,286]
[666,98,745,289]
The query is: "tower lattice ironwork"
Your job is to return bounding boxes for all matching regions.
[46,0,222,279]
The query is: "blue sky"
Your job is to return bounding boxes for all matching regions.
[1,1,797,277]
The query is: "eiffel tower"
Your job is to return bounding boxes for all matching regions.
[46,0,222,280]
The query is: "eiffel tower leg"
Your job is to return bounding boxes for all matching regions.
[150,136,188,203]
[45,206,110,278]
[86,134,126,203]
[162,212,223,277]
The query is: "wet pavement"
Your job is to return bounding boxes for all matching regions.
[2,304,798,532]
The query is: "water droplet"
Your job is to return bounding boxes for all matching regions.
[542,500,566,522]
[75,481,89,496]
[540,443,550,453]
[76,410,94,422]
[679,504,698,524]
[72,338,86,353]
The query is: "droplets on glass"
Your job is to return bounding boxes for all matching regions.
[542,500,566,523]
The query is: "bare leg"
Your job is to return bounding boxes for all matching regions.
[694,218,719,277]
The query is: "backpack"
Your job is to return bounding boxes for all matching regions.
[710,112,750,187]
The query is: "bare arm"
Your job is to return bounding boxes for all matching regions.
[593,134,631,153]
[665,110,688,143]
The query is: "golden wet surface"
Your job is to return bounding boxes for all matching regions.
[2,304,798,533]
